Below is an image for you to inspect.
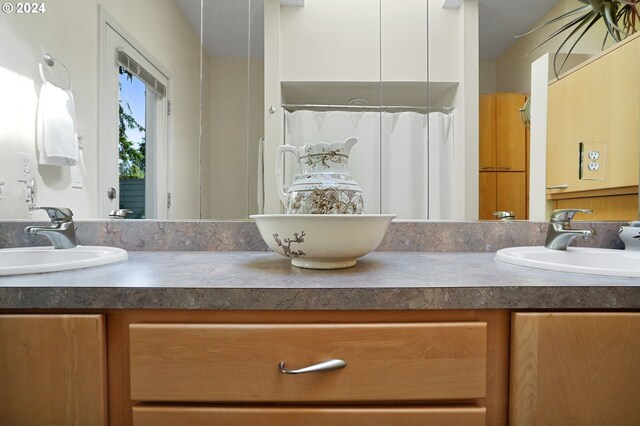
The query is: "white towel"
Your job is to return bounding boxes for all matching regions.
[36,81,79,166]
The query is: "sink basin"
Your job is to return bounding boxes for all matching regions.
[0,246,128,276]
[495,246,640,278]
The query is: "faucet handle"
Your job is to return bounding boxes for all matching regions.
[550,208,592,223]
[31,206,74,222]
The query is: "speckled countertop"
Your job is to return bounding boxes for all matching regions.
[0,219,638,310]
[0,250,638,310]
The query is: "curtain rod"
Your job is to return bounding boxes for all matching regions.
[281,103,455,114]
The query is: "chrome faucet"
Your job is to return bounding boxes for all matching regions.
[545,209,595,250]
[493,211,515,221]
[109,209,133,219]
[24,207,77,249]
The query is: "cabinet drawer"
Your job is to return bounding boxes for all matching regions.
[132,405,486,426]
[130,322,486,402]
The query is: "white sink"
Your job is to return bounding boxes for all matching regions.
[0,246,128,276]
[495,246,640,278]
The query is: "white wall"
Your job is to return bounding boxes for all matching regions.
[452,0,479,220]
[0,0,97,219]
[280,0,380,82]
[381,0,427,82]
[0,0,201,219]
[428,0,459,83]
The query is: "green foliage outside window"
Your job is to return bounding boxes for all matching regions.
[119,67,146,179]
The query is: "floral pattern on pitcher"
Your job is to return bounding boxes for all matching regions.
[286,186,363,214]
[276,137,363,214]
[302,147,347,169]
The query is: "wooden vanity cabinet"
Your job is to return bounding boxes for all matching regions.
[509,312,640,426]
[0,314,108,426]
[132,406,486,426]
[110,310,509,426]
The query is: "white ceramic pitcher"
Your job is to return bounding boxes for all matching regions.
[276,137,363,214]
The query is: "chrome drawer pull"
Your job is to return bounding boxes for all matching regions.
[546,184,569,190]
[278,359,346,374]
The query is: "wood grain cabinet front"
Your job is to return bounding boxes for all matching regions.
[132,405,487,426]
[0,314,108,426]
[129,322,488,425]
[479,93,529,220]
[510,312,640,426]
[129,322,487,403]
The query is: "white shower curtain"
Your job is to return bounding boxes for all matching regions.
[283,110,454,219]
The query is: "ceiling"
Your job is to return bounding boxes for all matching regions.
[177,0,561,60]
[176,0,264,58]
[479,0,561,59]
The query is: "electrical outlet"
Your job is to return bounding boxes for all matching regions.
[579,142,607,180]
[16,152,36,183]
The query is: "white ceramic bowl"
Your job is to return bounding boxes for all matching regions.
[250,214,395,269]
[619,226,640,251]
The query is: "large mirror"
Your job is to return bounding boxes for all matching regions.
[0,0,637,221]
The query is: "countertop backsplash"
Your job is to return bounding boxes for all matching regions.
[0,220,626,252]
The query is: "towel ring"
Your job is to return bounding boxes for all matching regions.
[39,53,72,91]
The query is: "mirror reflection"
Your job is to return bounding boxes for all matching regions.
[0,0,637,221]
[1,0,203,219]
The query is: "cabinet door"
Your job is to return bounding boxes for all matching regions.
[479,171,497,220]
[547,36,640,194]
[496,93,526,171]
[0,315,107,426]
[496,172,526,220]
[479,94,496,171]
[133,405,486,426]
[510,313,640,426]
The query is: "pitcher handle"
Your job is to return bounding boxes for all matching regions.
[276,144,299,206]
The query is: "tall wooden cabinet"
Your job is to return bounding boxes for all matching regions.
[479,93,528,220]
[0,315,108,425]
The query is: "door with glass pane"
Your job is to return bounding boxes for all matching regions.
[100,17,169,219]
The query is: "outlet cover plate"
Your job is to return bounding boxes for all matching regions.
[579,142,607,180]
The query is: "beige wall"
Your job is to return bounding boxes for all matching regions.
[205,57,264,219]
[479,59,496,94]
[0,0,201,219]
[493,0,613,93]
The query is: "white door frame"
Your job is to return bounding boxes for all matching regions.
[98,8,171,219]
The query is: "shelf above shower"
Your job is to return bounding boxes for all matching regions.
[280,81,458,110]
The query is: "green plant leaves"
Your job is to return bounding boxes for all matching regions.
[519,0,639,75]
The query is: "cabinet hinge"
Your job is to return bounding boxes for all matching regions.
[167,192,172,209]
[167,100,172,116]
